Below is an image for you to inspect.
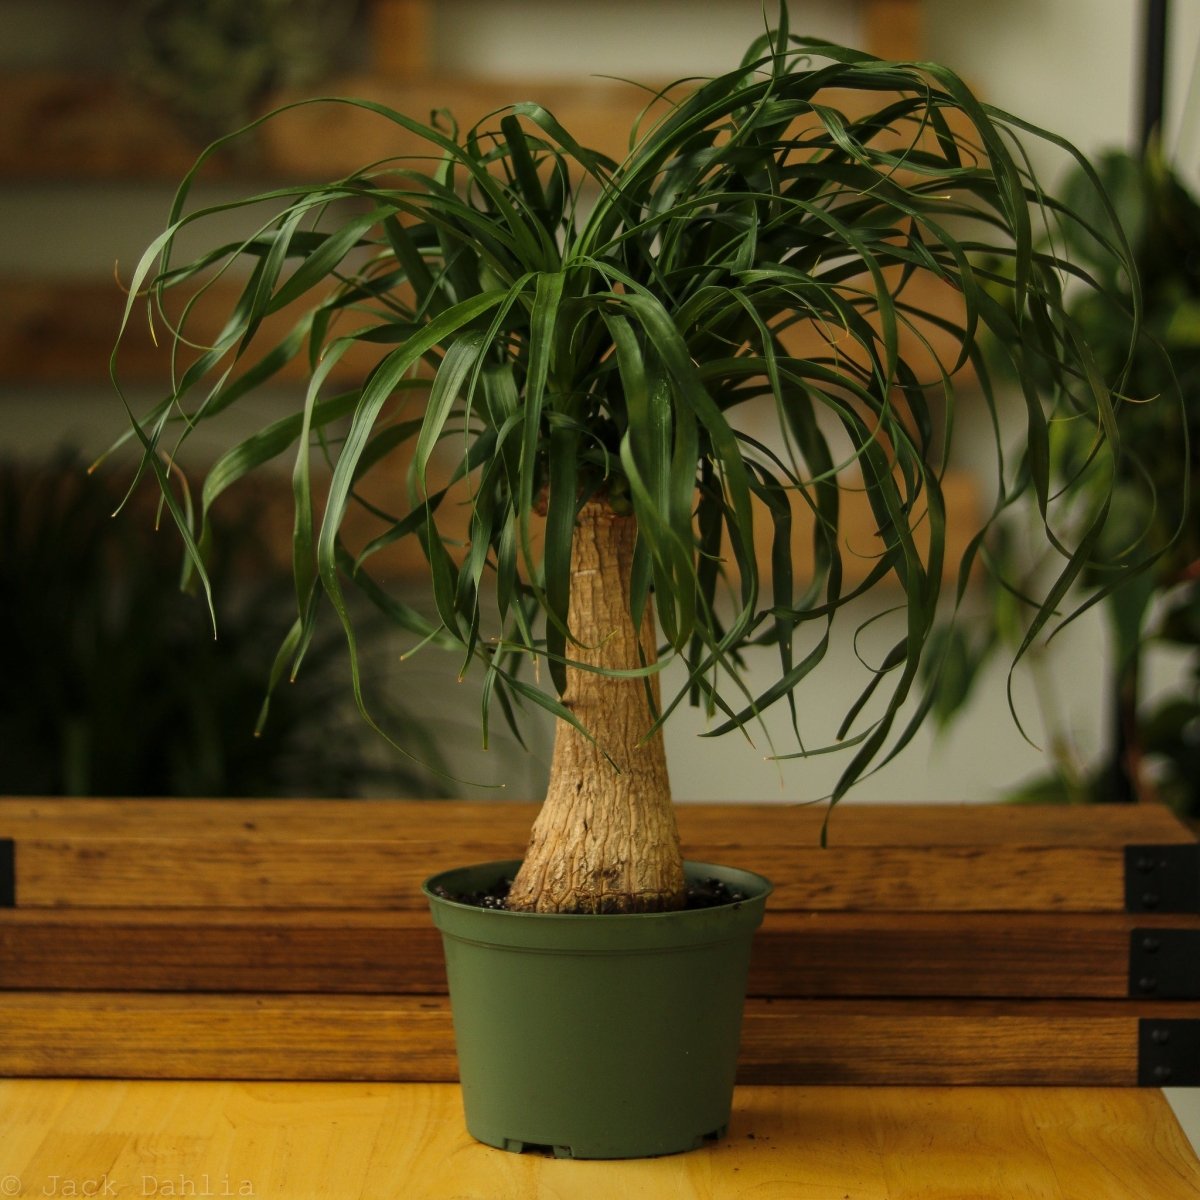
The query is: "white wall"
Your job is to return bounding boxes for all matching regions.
[925,0,1200,192]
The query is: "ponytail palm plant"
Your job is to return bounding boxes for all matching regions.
[113,20,1145,913]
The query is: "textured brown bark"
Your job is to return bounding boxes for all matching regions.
[506,500,686,913]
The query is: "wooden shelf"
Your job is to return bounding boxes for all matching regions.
[0,276,382,388]
[0,70,680,183]
[0,1,927,183]
[0,69,960,185]
[1,260,982,588]
[0,266,970,391]
[0,0,963,402]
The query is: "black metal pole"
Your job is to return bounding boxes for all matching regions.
[1139,0,1169,153]
[1107,0,1170,803]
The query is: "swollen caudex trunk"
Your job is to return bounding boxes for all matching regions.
[506,500,687,914]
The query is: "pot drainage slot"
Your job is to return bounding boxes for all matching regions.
[502,1140,572,1158]
[500,1126,728,1158]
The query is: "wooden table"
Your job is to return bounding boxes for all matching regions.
[2,1080,1197,1199]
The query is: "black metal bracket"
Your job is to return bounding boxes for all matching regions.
[1130,929,1200,998]
[1125,844,1200,913]
[0,838,12,907]
[1139,1019,1200,1087]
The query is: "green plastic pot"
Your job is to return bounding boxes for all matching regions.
[422,858,772,1159]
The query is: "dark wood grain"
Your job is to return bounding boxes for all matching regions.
[0,993,1190,1085]
[4,909,1194,997]
[8,838,1137,912]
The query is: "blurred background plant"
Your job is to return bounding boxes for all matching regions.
[924,145,1199,819]
[0,450,458,797]
[125,0,361,144]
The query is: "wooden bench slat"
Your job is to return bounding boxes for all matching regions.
[0,992,1192,1086]
[4,909,1196,997]
[6,838,1146,912]
[6,802,1190,913]
[3,798,1191,846]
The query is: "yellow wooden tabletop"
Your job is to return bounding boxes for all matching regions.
[2,1081,1198,1200]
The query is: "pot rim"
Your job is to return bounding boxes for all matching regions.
[422,858,773,921]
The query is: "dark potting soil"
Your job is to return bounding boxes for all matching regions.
[432,874,749,912]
